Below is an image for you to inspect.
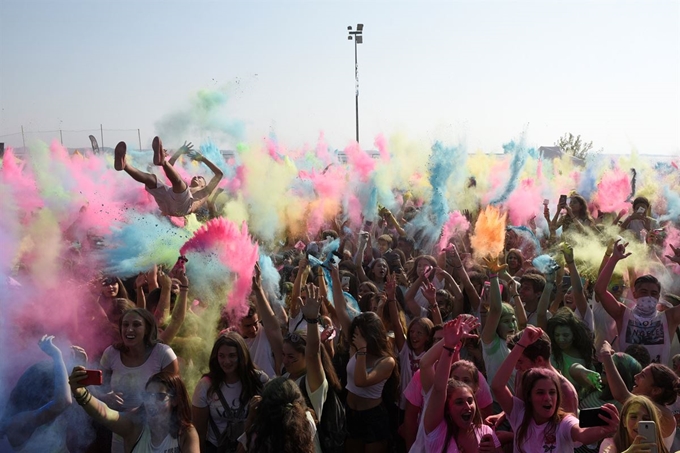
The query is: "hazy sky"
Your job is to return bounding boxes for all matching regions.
[1,0,678,155]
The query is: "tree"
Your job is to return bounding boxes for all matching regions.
[556,133,594,160]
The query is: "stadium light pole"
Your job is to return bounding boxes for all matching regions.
[347,24,363,144]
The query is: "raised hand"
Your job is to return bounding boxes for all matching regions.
[519,326,543,347]
[385,273,397,300]
[666,243,680,265]
[157,269,172,289]
[597,341,615,361]
[561,242,575,263]
[482,255,507,274]
[301,284,321,320]
[134,273,147,289]
[38,335,61,358]
[421,280,437,305]
[599,404,620,437]
[611,239,632,261]
[70,345,89,366]
[252,262,262,289]
[443,318,463,347]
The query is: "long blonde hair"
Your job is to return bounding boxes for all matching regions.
[612,395,669,453]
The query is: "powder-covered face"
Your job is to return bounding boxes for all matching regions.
[497,310,517,339]
[625,403,651,442]
[282,342,304,376]
[553,325,574,351]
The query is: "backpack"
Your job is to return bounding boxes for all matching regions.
[300,375,347,453]
[207,389,246,453]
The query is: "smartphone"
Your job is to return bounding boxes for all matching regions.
[81,369,103,386]
[559,194,567,205]
[543,198,549,206]
[341,276,350,287]
[364,220,373,230]
[637,206,647,214]
[579,407,611,427]
[638,421,657,453]
[562,275,572,290]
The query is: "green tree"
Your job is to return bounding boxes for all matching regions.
[556,133,594,160]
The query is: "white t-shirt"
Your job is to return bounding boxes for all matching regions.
[192,372,269,446]
[620,308,671,365]
[245,327,276,378]
[100,343,177,411]
[425,420,500,453]
[508,397,579,453]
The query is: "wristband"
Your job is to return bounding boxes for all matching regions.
[304,316,319,324]
[488,273,498,279]
[355,351,367,356]
[179,285,189,289]
[515,344,526,349]
[443,346,456,354]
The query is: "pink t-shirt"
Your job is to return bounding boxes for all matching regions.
[508,397,579,453]
[425,421,500,453]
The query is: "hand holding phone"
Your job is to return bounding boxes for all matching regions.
[578,407,611,427]
[80,369,103,386]
[638,421,658,453]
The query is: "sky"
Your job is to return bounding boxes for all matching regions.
[1,0,678,155]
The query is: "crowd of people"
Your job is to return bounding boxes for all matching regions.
[0,134,679,453]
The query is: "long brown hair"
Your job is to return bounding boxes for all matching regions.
[442,380,483,453]
[516,369,565,453]
[145,372,193,439]
[612,395,669,453]
[248,377,315,453]
[205,332,264,407]
[113,308,160,353]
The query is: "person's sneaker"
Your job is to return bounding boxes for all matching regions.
[152,136,165,165]
[114,141,127,171]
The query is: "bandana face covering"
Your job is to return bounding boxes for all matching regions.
[633,296,659,318]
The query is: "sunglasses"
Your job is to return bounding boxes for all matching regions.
[143,392,173,403]
[611,284,627,292]
[101,277,117,286]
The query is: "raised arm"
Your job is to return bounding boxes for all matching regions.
[386,274,406,352]
[594,240,629,329]
[68,366,137,441]
[330,264,352,338]
[290,256,310,319]
[191,154,224,200]
[351,330,396,387]
[159,271,189,345]
[448,246,480,312]
[252,263,283,371]
[302,284,325,393]
[570,403,619,445]
[502,269,527,329]
[481,257,506,345]
[491,326,543,415]
[168,141,193,166]
[423,320,462,434]
[2,336,73,449]
[563,244,588,319]
[536,271,555,330]
[379,206,407,237]
[354,232,370,283]
[155,271,173,322]
[598,341,632,404]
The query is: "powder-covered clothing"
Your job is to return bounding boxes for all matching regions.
[425,420,500,453]
[131,423,180,453]
[551,352,587,388]
[191,371,269,447]
[619,307,671,365]
[508,397,579,453]
[100,343,177,412]
[146,180,194,217]
[14,417,69,453]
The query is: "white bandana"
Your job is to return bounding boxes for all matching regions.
[633,296,658,318]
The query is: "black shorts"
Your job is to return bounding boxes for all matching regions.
[346,403,392,444]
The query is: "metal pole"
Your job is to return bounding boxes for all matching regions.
[100,124,104,151]
[355,39,359,144]
[60,129,63,145]
[21,125,26,152]
[138,129,142,150]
